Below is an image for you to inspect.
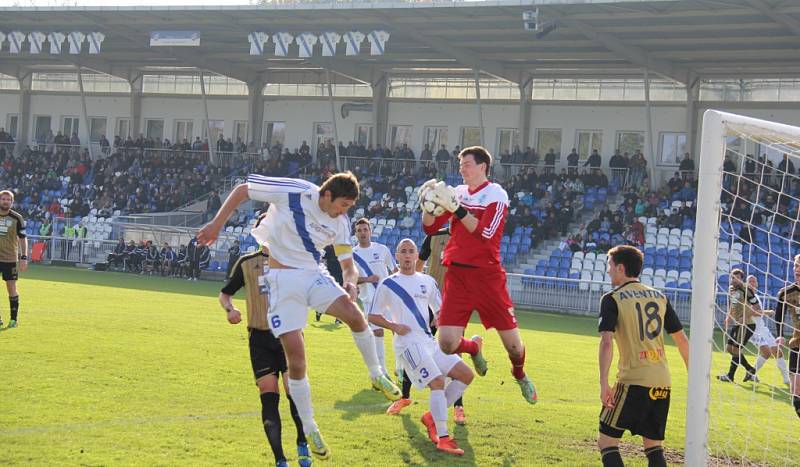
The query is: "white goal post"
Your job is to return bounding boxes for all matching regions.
[686,110,800,466]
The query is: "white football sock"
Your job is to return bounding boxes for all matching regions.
[776,357,790,383]
[287,377,318,434]
[444,380,468,407]
[755,355,767,372]
[352,328,383,379]
[374,335,386,374]
[430,389,448,438]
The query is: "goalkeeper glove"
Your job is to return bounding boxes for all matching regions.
[417,178,438,212]
[427,182,460,213]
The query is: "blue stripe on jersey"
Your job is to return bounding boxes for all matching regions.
[248,175,310,190]
[288,192,321,263]
[382,278,432,337]
[353,253,378,289]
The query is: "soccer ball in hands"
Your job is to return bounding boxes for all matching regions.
[421,188,447,217]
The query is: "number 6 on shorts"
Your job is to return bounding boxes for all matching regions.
[270,314,281,329]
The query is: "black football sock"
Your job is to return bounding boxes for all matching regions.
[454,397,464,408]
[260,392,285,463]
[645,446,666,467]
[738,354,756,375]
[793,396,800,419]
[402,371,412,399]
[287,395,307,445]
[600,446,624,467]
[9,295,18,321]
[727,357,739,378]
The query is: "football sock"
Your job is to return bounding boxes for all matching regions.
[9,295,18,321]
[454,397,464,408]
[287,377,318,434]
[793,395,800,419]
[644,446,666,467]
[287,395,307,445]
[430,389,448,438]
[351,329,383,379]
[374,335,386,374]
[444,380,468,407]
[401,371,412,399]
[260,392,286,463]
[600,446,624,467]
[510,348,526,380]
[739,354,756,375]
[755,355,766,372]
[776,357,790,383]
[455,337,478,356]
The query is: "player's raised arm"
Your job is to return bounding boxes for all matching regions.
[198,183,249,246]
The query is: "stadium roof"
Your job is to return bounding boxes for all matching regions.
[2,0,800,86]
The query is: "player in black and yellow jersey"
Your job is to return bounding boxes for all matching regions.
[775,254,800,418]
[597,245,689,467]
[0,190,27,329]
[219,239,312,467]
[717,268,763,383]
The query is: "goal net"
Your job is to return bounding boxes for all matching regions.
[688,110,800,466]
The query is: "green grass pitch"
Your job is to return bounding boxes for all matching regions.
[0,266,795,466]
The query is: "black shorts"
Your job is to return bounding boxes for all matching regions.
[726,323,756,347]
[0,262,18,281]
[249,328,287,381]
[599,384,671,441]
[789,348,800,374]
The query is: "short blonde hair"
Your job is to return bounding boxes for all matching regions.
[0,190,14,201]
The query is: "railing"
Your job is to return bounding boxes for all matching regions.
[608,168,630,190]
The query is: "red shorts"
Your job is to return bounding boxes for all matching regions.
[439,265,517,331]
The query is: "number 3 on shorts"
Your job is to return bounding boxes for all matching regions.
[419,367,429,378]
[270,314,281,329]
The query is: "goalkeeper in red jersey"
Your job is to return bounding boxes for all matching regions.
[420,146,537,404]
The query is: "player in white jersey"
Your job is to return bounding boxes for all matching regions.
[198,172,401,460]
[369,238,474,456]
[746,275,791,385]
[353,218,398,375]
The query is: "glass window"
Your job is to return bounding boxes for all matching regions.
[34,116,51,141]
[6,115,19,139]
[616,131,644,156]
[89,117,107,142]
[202,120,225,146]
[659,132,687,166]
[576,130,603,159]
[313,122,334,154]
[116,118,130,139]
[145,119,164,140]
[61,116,79,138]
[174,120,194,143]
[234,121,248,143]
[536,129,561,161]
[264,122,286,148]
[460,127,481,148]
[424,127,448,152]
[355,124,373,148]
[497,128,519,158]
[390,125,413,150]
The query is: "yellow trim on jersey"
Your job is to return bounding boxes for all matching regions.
[333,243,353,259]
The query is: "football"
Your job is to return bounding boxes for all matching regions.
[421,188,447,217]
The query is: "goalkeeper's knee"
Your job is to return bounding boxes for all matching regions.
[793,395,800,419]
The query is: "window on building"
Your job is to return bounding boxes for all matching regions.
[313,122,333,154]
[616,131,644,156]
[234,121,248,144]
[424,127,448,152]
[659,132,687,166]
[174,120,194,144]
[390,125,413,149]
[89,117,107,142]
[536,129,561,161]
[497,128,520,157]
[145,119,164,140]
[6,115,19,139]
[460,127,481,148]
[576,130,603,159]
[264,122,286,148]
[61,116,80,138]
[34,116,51,141]
[355,124,373,148]
[202,120,225,146]
[116,118,130,139]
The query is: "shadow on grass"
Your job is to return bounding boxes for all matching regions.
[399,413,477,466]
[332,389,386,421]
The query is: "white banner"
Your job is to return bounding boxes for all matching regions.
[319,32,341,57]
[68,31,85,54]
[48,32,66,54]
[344,31,364,56]
[88,32,105,54]
[248,32,269,56]
[295,32,318,58]
[28,31,45,54]
[8,31,26,54]
[272,32,293,57]
[367,30,390,56]
[150,31,200,47]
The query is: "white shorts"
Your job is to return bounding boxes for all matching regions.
[266,268,347,337]
[750,324,777,348]
[398,340,461,390]
[359,289,381,332]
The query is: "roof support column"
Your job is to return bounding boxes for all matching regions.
[129,74,143,139]
[16,73,32,156]
[371,73,388,150]
[643,69,656,190]
[247,78,265,151]
[76,69,94,160]
[686,77,700,162]
[325,69,341,170]
[474,69,485,145]
[518,73,533,152]
[199,71,216,165]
